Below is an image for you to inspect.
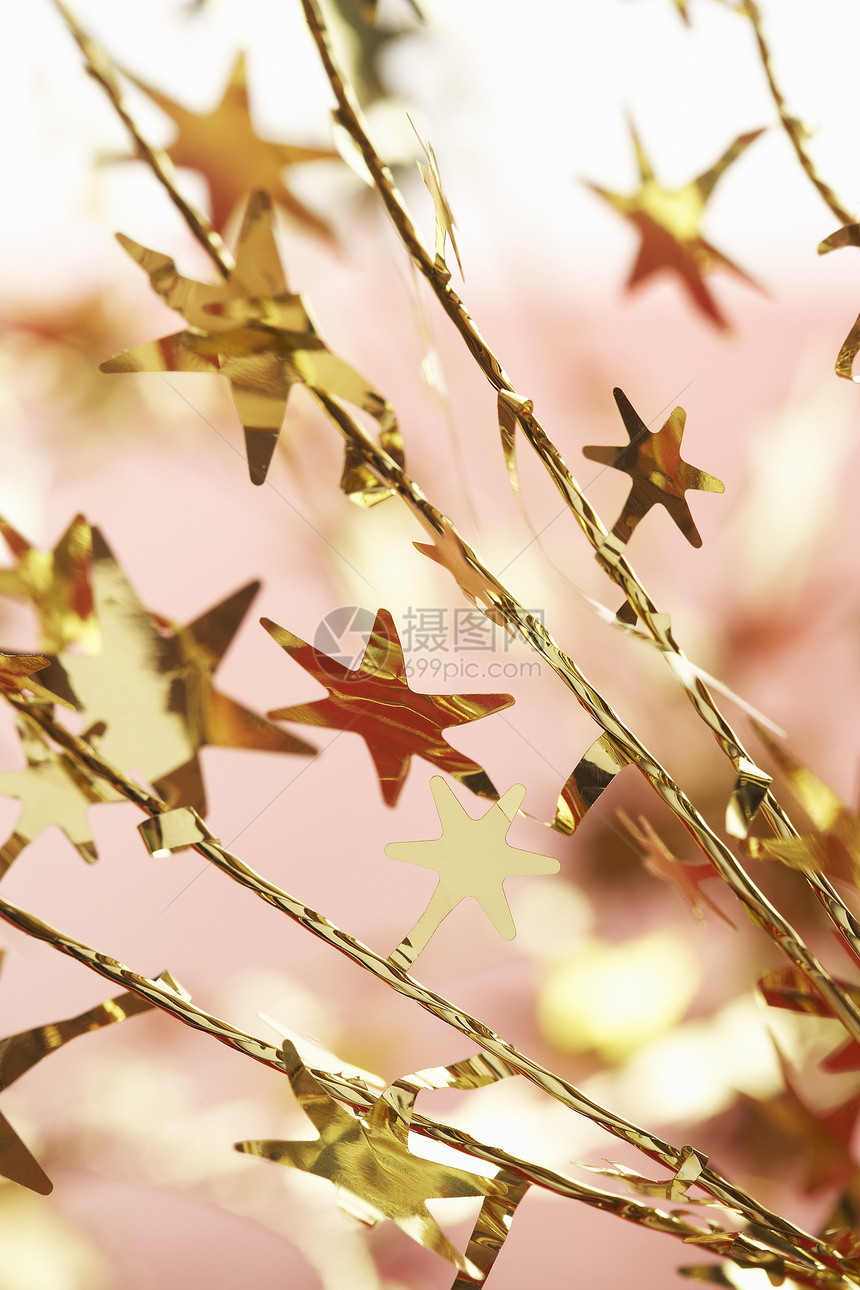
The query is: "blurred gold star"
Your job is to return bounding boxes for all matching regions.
[235,1040,494,1278]
[263,609,513,806]
[583,387,724,548]
[587,122,763,328]
[0,715,120,877]
[0,513,98,654]
[387,776,558,966]
[102,191,399,491]
[42,530,314,816]
[123,53,337,235]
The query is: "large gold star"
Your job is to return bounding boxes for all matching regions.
[101,191,401,493]
[0,512,98,654]
[587,122,763,328]
[582,387,724,548]
[41,530,314,816]
[0,715,120,877]
[263,609,513,806]
[235,1040,496,1278]
[0,952,181,1193]
[386,776,558,968]
[123,53,337,235]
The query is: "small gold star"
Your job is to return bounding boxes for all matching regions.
[0,512,98,654]
[583,387,724,548]
[101,191,399,491]
[235,1039,495,1278]
[587,122,763,328]
[123,54,337,235]
[387,776,558,967]
[264,609,513,806]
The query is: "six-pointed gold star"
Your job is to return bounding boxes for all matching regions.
[235,1039,495,1277]
[0,512,98,654]
[583,387,724,548]
[387,776,558,967]
[123,53,337,235]
[101,191,400,491]
[263,609,513,806]
[587,122,763,328]
[40,529,314,816]
[0,715,121,877]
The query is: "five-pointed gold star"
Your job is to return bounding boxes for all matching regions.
[386,776,558,967]
[264,609,513,806]
[587,122,763,328]
[583,387,724,548]
[0,513,98,654]
[235,1039,495,1277]
[123,53,337,235]
[0,715,121,877]
[0,952,180,1193]
[41,529,314,816]
[101,191,399,491]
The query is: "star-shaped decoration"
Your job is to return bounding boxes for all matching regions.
[0,951,182,1193]
[235,1039,496,1278]
[0,714,121,878]
[40,530,314,816]
[328,0,423,108]
[0,512,98,654]
[582,387,724,548]
[757,967,860,1076]
[386,776,558,967]
[621,811,734,926]
[412,514,510,631]
[586,122,763,328]
[745,726,860,887]
[264,609,513,806]
[122,54,337,235]
[101,190,401,493]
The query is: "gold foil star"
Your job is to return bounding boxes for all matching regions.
[583,387,724,548]
[386,776,559,968]
[101,191,401,492]
[412,515,510,630]
[263,609,513,806]
[0,715,121,878]
[0,654,71,710]
[122,54,337,235]
[235,1039,496,1278]
[42,530,314,816]
[745,726,860,886]
[587,123,762,328]
[0,951,183,1193]
[0,512,98,654]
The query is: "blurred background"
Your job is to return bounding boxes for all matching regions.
[3,1,860,1286]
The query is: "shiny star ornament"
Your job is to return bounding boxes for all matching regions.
[0,715,121,877]
[387,776,559,968]
[583,387,724,548]
[122,54,337,235]
[0,654,71,709]
[42,530,314,816]
[0,513,98,654]
[263,609,513,806]
[101,190,401,493]
[413,515,510,630]
[587,123,763,328]
[235,1040,496,1278]
[0,952,182,1193]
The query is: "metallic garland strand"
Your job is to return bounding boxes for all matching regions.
[2,694,852,1282]
[297,0,860,971]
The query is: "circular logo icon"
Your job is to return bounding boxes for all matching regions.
[313,605,377,674]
